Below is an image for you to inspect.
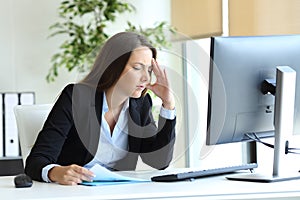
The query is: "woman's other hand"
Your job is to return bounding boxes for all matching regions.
[48,164,94,185]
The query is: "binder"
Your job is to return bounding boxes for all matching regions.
[20,92,35,105]
[0,92,35,158]
[0,94,3,157]
[4,93,19,157]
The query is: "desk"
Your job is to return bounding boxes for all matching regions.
[1,169,300,200]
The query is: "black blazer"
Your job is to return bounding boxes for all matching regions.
[25,84,176,181]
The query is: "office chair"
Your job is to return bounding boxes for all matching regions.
[14,104,52,166]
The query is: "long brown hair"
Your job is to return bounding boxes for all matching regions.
[80,32,157,96]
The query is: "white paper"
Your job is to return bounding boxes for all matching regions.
[89,163,148,182]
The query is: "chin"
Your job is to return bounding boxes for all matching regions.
[130,92,142,98]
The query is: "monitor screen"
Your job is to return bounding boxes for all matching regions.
[207,34,300,145]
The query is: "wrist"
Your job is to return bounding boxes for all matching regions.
[162,101,175,110]
[48,166,59,182]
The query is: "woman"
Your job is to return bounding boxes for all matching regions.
[25,32,176,185]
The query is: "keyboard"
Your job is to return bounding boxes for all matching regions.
[151,163,258,182]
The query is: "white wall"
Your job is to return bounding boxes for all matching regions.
[0,0,171,104]
[0,0,76,103]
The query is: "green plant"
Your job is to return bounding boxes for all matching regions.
[47,0,175,82]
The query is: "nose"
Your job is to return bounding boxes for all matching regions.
[141,68,151,83]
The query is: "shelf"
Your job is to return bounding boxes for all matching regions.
[0,157,24,176]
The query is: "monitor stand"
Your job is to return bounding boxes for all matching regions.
[227,66,300,183]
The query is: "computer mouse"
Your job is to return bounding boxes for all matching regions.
[14,174,33,188]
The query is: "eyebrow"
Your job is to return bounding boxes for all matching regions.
[132,62,152,68]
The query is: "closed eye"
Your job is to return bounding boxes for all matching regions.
[133,66,142,70]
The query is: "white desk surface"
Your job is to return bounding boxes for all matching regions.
[1,169,300,200]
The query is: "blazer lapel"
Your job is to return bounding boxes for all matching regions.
[74,85,103,162]
[127,99,143,153]
[86,89,103,158]
[113,99,142,170]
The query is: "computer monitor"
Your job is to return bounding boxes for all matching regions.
[207,34,300,182]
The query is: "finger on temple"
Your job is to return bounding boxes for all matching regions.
[152,58,163,76]
[164,69,169,81]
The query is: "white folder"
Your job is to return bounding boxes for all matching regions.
[0,93,3,157]
[4,93,19,157]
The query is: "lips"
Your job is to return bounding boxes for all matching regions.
[137,85,145,90]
